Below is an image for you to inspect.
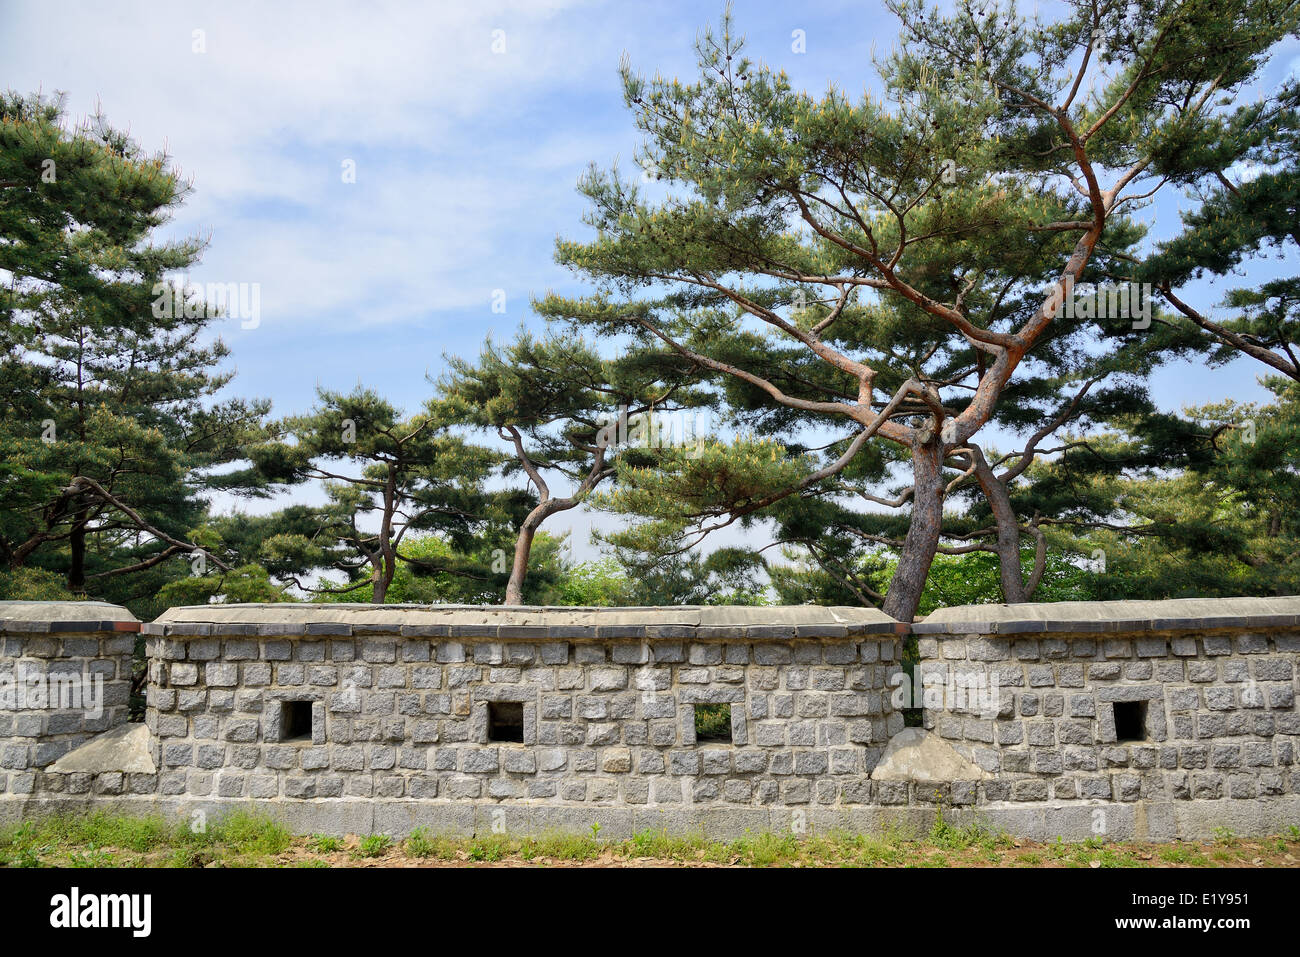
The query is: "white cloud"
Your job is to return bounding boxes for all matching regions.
[3,0,621,332]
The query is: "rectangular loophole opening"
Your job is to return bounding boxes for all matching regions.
[280,700,314,742]
[1113,700,1147,742]
[488,701,524,743]
[695,703,732,743]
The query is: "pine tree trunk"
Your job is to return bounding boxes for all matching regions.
[372,468,396,604]
[882,441,945,622]
[974,455,1028,603]
[67,508,89,594]
[505,499,575,605]
[504,520,539,606]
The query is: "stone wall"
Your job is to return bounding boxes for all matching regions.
[0,602,138,794]
[912,598,1300,836]
[132,605,902,834]
[1,597,1299,841]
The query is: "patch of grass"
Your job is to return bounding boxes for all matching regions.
[211,811,292,855]
[0,820,35,855]
[356,834,394,859]
[732,831,801,866]
[466,834,510,862]
[928,806,1006,851]
[310,834,344,854]
[1046,836,1070,860]
[520,832,602,861]
[0,823,47,869]
[1091,847,1143,868]
[2,809,1297,868]
[404,827,460,860]
[628,828,677,859]
[1158,844,1196,864]
[166,845,216,868]
[36,811,176,853]
[0,809,292,867]
[65,845,117,868]
[403,828,433,858]
[846,831,907,866]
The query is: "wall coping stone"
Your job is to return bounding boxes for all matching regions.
[912,595,1300,635]
[147,602,907,638]
[0,600,139,634]
[6,596,1295,639]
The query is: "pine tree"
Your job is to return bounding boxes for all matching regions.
[1136,81,1300,378]
[538,2,1294,619]
[0,92,266,598]
[440,329,709,603]
[248,387,506,604]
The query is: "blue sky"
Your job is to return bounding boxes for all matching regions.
[3,0,1297,561]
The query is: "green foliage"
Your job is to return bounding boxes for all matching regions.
[439,327,711,601]
[617,549,771,606]
[535,2,1295,619]
[928,805,1006,851]
[915,552,1096,615]
[540,557,634,606]
[3,810,1294,868]
[246,387,510,603]
[0,91,268,613]
[210,811,292,855]
[0,809,289,861]
[1021,378,1300,600]
[0,565,76,601]
[1136,80,1300,371]
[156,563,294,607]
[594,437,815,557]
[356,834,393,858]
[694,703,732,740]
[768,544,1095,611]
[404,827,441,859]
[4,5,1299,617]
[466,837,507,862]
[310,834,343,853]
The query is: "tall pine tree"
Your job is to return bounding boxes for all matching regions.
[0,92,266,604]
